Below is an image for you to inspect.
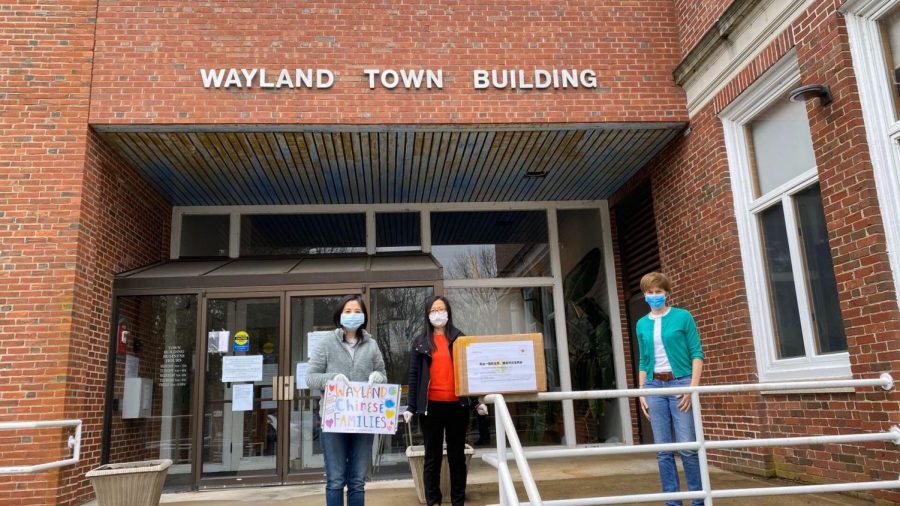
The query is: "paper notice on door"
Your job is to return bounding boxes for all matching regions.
[296,362,309,390]
[208,330,230,353]
[232,383,254,411]
[222,355,263,382]
[307,331,332,358]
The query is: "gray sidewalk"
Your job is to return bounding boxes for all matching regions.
[137,454,874,506]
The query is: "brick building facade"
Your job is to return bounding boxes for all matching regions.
[1,0,898,505]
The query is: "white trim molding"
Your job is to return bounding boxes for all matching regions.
[841,0,900,310]
[719,50,852,382]
[679,0,814,117]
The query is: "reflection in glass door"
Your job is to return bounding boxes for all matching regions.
[287,294,345,479]
[202,297,281,481]
[369,286,433,477]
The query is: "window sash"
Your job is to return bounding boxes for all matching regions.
[752,177,822,362]
[719,50,851,381]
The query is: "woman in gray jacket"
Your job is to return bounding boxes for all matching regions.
[306,295,387,506]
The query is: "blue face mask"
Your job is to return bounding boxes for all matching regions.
[340,312,365,330]
[645,293,667,310]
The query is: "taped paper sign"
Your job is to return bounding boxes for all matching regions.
[321,381,400,435]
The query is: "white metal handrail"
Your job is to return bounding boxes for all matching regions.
[482,373,899,506]
[0,419,82,475]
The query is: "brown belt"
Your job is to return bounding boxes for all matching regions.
[653,371,676,381]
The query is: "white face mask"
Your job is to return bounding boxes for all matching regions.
[429,310,449,328]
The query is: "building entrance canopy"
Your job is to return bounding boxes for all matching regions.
[94,123,683,206]
[113,255,442,291]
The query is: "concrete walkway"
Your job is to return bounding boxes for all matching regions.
[146,454,874,506]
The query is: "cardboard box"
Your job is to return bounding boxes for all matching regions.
[453,333,547,396]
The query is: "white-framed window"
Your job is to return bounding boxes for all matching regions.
[842,0,900,305]
[720,50,851,382]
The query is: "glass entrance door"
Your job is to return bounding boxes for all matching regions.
[285,293,352,481]
[201,296,281,485]
[196,287,437,486]
[368,286,434,477]
[283,287,434,481]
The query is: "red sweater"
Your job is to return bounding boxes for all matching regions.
[427,331,458,401]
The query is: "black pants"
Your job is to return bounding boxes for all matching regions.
[421,400,470,506]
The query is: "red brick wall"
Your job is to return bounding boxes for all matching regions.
[673,0,735,58]
[0,0,171,492]
[614,0,900,502]
[88,0,687,125]
[0,1,99,504]
[56,132,170,506]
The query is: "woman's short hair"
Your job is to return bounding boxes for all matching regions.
[332,294,369,331]
[640,272,672,293]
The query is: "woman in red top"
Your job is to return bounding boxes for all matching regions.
[403,296,488,506]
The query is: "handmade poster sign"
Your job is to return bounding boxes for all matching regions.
[320,381,400,435]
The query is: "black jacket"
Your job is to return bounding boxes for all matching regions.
[406,325,478,415]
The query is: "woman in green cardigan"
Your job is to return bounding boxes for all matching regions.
[637,272,704,506]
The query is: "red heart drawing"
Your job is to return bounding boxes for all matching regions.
[325,418,333,428]
[328,384,335,392]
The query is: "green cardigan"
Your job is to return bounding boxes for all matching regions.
[637,307,704,379]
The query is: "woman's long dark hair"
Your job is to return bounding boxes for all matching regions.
[422,295,453,353]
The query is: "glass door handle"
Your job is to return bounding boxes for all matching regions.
[272,376,294,401]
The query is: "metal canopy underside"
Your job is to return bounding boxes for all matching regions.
[95,123,684,206]
[113,254,443,291]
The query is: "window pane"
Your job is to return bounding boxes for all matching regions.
[881,4,900,119]
[109,295,197,490]
[369,286,434,476]
[748,98,816,196]
[180,215,229,257]
[446,286,561,446]
[794,185,847,354]
[431,211,550,279]
[376,212,420,249]
[557,209,619,444]
[240,214,366,256]
[759,203,805,358]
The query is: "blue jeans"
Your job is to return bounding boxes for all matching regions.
[645,376,703,506]
[320,431,374,506]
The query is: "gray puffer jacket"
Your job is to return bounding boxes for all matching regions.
[306,328,387,390]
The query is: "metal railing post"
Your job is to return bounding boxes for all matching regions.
[0,420,83,475]
[494,395,512,506]
[691,391,712,505]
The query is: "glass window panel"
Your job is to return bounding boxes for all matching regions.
[369,286,434,477]
[759,203,805,358]
[289,295,345,475]
[431,211,550,279]
[557,209,620,444]
[376,212,421,249]
[240,213,366,256]
[881,4,900,119]
[748,98,816,197]
[446,286,561,446]
[794,185,847,354]
[108,295,197,491]
[180,215,229,258]
[202,298,280,478]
